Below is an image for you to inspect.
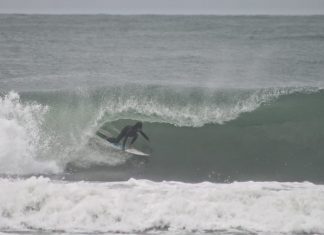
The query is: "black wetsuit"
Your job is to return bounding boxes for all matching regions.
[106,125,149,150]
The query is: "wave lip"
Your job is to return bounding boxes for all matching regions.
[99,86,320,127]
[0,177,324,234]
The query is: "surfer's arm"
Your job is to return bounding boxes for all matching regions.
[139,131,149,141]
[130,134,138,145]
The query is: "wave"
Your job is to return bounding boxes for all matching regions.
[0,85,322,179]
[0,177,323,234]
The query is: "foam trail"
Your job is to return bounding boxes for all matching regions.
[0,177,324,234]
[0,92,59,174]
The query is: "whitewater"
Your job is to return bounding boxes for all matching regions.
[1,177,324,234]
[1,15,324,234]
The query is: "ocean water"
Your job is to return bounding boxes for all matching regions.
[0,15,324,234]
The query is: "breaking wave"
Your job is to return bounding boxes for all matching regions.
[0,85,322,179]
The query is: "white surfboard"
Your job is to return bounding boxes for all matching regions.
[125,148,150,157]
[108,142,150,157]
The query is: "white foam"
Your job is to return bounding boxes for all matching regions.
[0,177,323,234]
[0,92,59,174]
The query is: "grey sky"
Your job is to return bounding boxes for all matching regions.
[0,0,324,15]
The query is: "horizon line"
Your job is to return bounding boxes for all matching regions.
[0,12,324,16]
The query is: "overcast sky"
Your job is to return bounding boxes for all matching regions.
[0,0,324,15]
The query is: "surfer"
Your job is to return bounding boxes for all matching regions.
[106,122,149,150]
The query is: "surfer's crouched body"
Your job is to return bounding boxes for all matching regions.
[106,122,149,150]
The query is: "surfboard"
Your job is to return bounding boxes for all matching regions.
[96,129,150,157]
[117,145,150,157]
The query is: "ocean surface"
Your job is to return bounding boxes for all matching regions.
[0,15,324,234]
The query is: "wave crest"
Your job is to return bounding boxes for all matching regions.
[99,86,318,127]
